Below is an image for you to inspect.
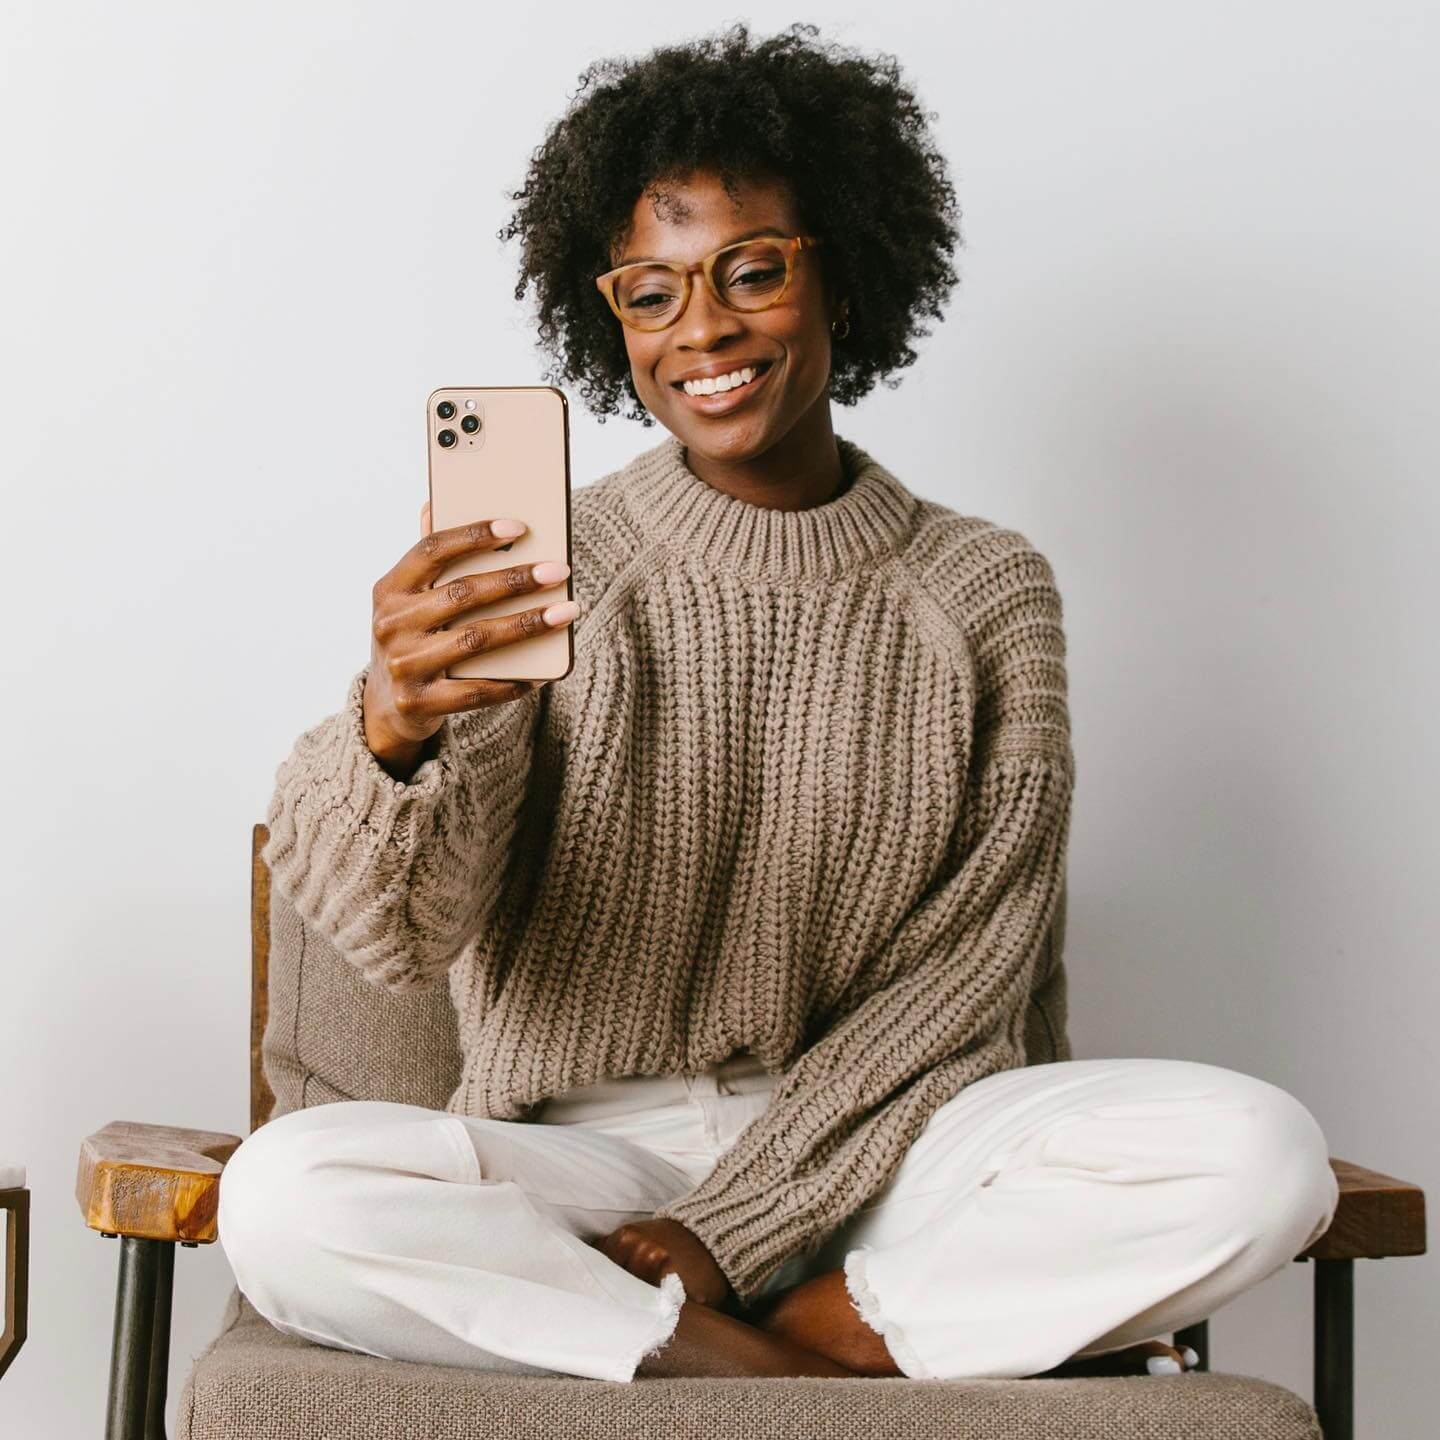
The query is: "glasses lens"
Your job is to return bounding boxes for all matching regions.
[713,240,790,311]
[613,264,685,328]
[610,240,791,328]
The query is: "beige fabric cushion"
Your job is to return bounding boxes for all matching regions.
[261,879,462,1122]
[177,1288,1321,1440]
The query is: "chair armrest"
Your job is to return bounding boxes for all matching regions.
[76,1121,242,1244]
[1299,1157,1427,1261]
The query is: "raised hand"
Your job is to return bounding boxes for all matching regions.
[361,502,577,775]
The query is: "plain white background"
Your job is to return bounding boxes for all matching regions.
[2,3,1435,1435]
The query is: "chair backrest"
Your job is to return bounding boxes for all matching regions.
[249,823,1074,1136]
[250,822,465,1135]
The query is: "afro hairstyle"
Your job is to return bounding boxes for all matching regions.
[496,21,962,425]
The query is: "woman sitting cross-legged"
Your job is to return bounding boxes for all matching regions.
[221,23,1339,1385]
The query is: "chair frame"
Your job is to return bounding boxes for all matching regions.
[69,823,1428,1440]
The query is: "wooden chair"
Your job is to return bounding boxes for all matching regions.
[73,823,1427,1440]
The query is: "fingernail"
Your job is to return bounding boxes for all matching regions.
[532,561,570,584]
[1181,1346,1200,1368]
[1147,1356,1182,1375]
[491,518,526,537]
[543,600,579,626]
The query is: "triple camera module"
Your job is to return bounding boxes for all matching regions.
[435,397,482,449]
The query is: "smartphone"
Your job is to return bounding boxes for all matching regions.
[425,385,574,684]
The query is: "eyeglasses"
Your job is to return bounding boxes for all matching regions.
[595,234,824,332]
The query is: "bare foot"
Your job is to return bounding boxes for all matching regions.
[1038,1337,1201,1378]
[743,1269,1202,1381]
[634,1299,860,1379]
[746,1269,903,1377]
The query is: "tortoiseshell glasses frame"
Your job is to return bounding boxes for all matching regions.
[594,234,825,332]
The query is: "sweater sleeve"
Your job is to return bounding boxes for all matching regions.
[259,664,542,993]
[651,733,1075,1305]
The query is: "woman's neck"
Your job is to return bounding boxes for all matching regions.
[679,397,845,513]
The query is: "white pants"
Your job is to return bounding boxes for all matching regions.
[217,1054,1339,1383]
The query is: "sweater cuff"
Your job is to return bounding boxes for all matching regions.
[652,1181,808,1306]
[259,665,535,990]
[265,666,458,840]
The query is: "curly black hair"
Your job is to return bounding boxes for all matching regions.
[496,22,962,426]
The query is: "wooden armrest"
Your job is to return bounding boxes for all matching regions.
[1298,1157,1427,1261]
[76,1121,242,1244]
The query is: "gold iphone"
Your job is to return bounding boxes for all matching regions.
[426,385,574,683]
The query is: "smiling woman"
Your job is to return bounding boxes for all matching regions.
[245,17,1340,1396]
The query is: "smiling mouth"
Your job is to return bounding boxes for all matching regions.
[671,360,775,396]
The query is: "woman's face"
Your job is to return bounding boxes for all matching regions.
[605,169,842,464]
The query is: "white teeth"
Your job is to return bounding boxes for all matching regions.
[683,366,761,397]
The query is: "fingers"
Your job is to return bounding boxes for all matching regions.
[387,593,577,688]
[398,677,537,720]
[597,1223,666,1285]
[395,560,571,640]
[390,515,530,593]
[382,507,577,695]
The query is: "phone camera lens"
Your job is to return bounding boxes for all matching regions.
[437,429,457,448]
[436,400,457,420]
[460,414,480,434]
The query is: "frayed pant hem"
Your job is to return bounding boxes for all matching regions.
[614,1270,687,1382]
[843,1245,929,1379]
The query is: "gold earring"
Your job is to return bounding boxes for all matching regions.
[831,315,850,340]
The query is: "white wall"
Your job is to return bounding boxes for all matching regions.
[2,3,1434,1435]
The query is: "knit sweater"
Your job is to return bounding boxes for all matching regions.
[260,432,1076,1305]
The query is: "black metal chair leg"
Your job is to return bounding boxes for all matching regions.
[1314,1258,1353,1440]
[1173,1318,1209,1371]
[106,1237,160,1440]
[146,1240,175,1439]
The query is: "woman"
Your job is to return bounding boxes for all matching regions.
[220,24,1339,1383]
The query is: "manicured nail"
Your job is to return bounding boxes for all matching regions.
[491,518,526,537]
[532,561,570,584]
[1147,1355,1182,1375]
[543,600,579,626]
[1180,1346,1199,1368]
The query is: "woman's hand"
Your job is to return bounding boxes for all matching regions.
[362,500,577,775]
[595,1218,735,1311]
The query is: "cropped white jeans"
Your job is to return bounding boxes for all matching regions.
[217,1053,1339,1384]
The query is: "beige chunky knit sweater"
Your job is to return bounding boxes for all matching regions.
[261,432,1075,1304]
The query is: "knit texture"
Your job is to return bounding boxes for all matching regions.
[260,432,1076,1304]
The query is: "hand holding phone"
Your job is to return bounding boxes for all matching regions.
[425,386,574,685]
[361,509,578,775]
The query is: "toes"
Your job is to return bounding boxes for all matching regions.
[1036,1335,1201,1379]
[1141,1340,1189,1375]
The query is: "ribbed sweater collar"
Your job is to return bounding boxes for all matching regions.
[617,432,920,581]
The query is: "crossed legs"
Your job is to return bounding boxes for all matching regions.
[218,1057,1339,1382]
